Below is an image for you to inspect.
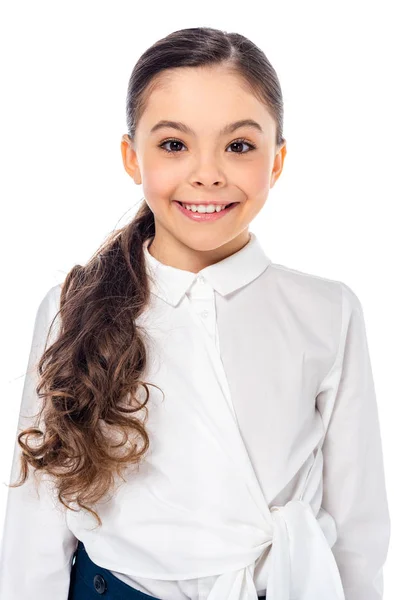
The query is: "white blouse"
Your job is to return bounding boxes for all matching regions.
[0,231,391,600]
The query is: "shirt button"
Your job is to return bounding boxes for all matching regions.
[201,310,209,318]
[93,574,107,594]
[198,275,205,284]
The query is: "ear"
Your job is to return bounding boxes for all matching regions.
[270,141,287,188]
[120,134,142,184]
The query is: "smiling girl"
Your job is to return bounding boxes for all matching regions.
[0,26,390,600]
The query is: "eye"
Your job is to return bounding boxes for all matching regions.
[226,138,257,154]
[158,138,187,153]
[158,137,257,155]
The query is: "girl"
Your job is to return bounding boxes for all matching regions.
[0,26,391,600]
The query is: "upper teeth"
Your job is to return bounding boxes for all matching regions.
[181,203,229,213]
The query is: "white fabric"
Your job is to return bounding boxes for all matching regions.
[0,231,391,600]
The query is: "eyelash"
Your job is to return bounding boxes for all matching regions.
[158,137,257,155]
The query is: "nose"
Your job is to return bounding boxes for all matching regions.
[190,155,227,188]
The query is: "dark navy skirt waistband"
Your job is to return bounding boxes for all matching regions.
[67,539,267,600]
[67,540,161,599]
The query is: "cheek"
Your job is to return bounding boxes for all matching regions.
[257,167,272,190]
[237,160,272,197]
[141,153,182,200]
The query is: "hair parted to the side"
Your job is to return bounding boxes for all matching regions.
[8,26,285,528]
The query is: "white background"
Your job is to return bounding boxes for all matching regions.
[0,0,398,595]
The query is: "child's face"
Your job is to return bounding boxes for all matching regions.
[121,65,286,271]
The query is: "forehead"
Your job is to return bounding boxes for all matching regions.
[138,66,276,135]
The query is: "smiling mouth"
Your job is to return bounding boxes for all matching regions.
[175,201,237,208]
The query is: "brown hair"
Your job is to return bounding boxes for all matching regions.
[8,26,285,528]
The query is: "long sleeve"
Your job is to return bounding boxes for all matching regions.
[316,282,391,600]
[0,285,78,600]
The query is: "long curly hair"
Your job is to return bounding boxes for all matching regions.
[8,26,285,528]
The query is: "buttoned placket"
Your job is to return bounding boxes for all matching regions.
[187,275,220,348]
[185,274,231,416]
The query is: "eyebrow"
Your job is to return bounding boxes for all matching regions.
[149,118,264,136]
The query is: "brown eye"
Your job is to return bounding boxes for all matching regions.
[227,139,256,154]
[159,139,187,153]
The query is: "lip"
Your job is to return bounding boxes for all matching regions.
[176,199,238,206]
[173,200,239,222]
